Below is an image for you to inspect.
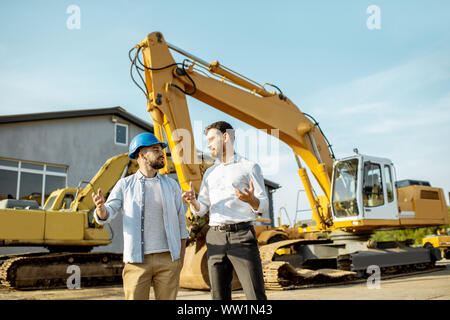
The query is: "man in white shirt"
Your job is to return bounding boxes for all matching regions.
[182,121,268,300]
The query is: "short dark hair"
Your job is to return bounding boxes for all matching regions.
[204,121,235,141]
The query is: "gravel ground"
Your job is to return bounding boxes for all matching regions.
[0,260,448,300]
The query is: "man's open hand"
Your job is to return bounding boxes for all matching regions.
[234,180,260,211]
[92,188,107,220]
[182,182,200,212]
[92,188,105,208]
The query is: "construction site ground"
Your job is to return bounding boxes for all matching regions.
[0,259,448,300]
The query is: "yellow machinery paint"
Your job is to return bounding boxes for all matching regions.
[422,228,450,259]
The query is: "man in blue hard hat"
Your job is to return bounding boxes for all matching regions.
[92,132,189,300]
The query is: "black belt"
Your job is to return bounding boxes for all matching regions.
[210,221,252,232]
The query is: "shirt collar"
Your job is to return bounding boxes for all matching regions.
[215,153,241,166]
[136,169,160,181]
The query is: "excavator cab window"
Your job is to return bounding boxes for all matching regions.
[384,165,394,203]
[362,162,384,207]
[43,195,57,210]
[332,159,359,218]
[61,193,75,210]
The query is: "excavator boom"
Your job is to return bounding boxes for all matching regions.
[136,32,334,229]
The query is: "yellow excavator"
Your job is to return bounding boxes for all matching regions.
[131,31,448,289]
[0,154,138,288]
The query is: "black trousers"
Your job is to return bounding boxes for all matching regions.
[206,225,267,300]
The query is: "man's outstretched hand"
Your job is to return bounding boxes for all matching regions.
[182,182,200,212]
[235,180,260,211]
[92,188,107,220]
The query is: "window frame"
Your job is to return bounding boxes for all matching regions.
[114,122,129,146]
[0,158,67,206]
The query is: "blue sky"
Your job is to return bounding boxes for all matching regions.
[1,1,449,225]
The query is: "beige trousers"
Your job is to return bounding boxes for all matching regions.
[122,252,182,300]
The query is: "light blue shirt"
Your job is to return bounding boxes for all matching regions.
[94,170,189,263]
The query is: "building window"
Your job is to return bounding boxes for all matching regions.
[0,158,67,207]
[115,123,128,145]
[0,170,17,200]
[19,172,43,203]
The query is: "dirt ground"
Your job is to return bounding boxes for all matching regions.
[1,260,449,300]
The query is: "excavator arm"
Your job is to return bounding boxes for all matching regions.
[134,31,335,230]
[69,153,137,212]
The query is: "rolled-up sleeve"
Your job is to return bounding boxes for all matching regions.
[249,163,268,214]
[94,179,124,225]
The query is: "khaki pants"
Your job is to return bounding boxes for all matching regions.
[122,251,182,300]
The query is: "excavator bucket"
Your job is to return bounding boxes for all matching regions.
[179,241,241,290]
[179,241,209,290]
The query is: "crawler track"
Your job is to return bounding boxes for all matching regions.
[0,252,123,290]
[258,239,441,290]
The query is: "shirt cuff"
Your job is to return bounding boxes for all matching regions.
[190,203,205,217]
[181,231,190,239]
[94,208,109,225]
[251,198,266,214]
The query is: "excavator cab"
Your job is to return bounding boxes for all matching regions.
[43,188,77,211]
[331,154,399,228]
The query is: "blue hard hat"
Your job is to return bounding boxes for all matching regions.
[128,132,168,159]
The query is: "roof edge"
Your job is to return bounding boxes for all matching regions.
[0,107,154,132]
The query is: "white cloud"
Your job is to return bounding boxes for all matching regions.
[339,101,390,115]
[360,92,450,134]
[306,49,450,114]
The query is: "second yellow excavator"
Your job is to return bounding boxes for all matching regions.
[0,153,138,289]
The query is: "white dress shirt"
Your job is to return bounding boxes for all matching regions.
[191,154,268,226]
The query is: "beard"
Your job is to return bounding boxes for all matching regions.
[210,147,223,159]
[144,155,165,170]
